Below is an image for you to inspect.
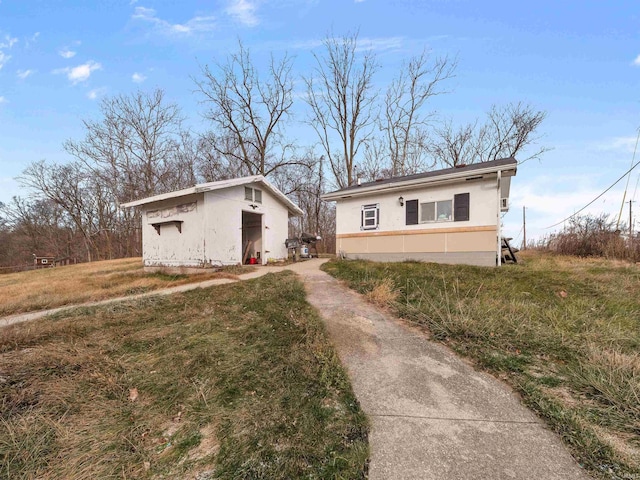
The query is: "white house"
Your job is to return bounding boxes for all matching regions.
[121,176,303,268]
[321,157,517,267]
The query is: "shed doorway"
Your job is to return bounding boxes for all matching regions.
[242,211,263,264]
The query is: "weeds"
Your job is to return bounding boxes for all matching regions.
[322,251,640,479]
[0,258,255,317]
[0,271,368,479]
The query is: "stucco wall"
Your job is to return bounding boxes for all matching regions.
[202,185,290,265]
[139,183,292,267]
[141,193,205,267]
[334,177,500,266]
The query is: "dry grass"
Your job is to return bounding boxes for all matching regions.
[323,251,640,479]
[0,258,255,317]
[0,271,369,479]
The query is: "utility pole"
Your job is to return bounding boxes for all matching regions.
[522,206,527,250]
[630,200,634,237]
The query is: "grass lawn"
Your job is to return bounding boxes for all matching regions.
[322,251,639,480]
[0,258,254,317]
[0,271,368,479]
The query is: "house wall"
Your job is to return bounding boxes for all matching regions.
[335,176,500,266]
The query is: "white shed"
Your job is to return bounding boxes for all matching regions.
[321,158,517,267]
[121,175,303,268]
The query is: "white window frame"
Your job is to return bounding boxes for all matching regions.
[420,199,453,223]
[361,203,380,230]
[244,187,262,204]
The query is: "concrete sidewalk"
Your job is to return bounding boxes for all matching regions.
[1,259,591,479]
[293,261,590,480]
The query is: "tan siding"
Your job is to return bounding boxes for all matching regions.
[367,235,404,253]
[404,233,446,253]
[337,225,497,256]
[447,230,497,252]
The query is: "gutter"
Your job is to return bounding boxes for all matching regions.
[322,164,517,201]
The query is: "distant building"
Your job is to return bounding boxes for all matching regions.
[33,255,55,268]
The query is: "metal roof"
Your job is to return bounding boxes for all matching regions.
[322,157,517,200]
[120,175,304,216]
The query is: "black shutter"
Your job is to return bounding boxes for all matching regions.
[406,199,418,225]
[454,193,470,222]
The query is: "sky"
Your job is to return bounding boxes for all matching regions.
[1,0,639,244]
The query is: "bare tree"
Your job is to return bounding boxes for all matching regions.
[63,89,188,202]
[382,51,455,176]
[304,32,379,188]
[430,102,548,167]
[195,41,295,177]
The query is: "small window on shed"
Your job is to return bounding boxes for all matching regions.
[244,186,253,201]
[254,189,262,203]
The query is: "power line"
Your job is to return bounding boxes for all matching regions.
[616,128,640,229]
[545,156,640,229]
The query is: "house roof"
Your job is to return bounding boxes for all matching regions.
[120,175,304,216]
[322,157,518,201]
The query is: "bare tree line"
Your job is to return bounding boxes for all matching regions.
[0,32,547,267]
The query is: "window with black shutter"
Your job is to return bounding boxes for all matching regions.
[405,199,418,225]
[454,193,470,222]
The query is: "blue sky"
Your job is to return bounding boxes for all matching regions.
[1,0,639,243]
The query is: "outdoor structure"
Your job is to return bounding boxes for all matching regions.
[322,157,517,267]
[33,255,55,268]
[121,176,303,268]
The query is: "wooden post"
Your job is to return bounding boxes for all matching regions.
[522,206,527,250]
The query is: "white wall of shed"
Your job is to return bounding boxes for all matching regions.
[141,193,205,267]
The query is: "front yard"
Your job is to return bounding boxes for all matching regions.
[322,251,639,480]
[0,271,368,479]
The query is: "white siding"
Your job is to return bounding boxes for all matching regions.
[139,182,292,267]
[336,177,498,235]
[141,193,205,267]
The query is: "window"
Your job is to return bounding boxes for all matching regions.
[420,200,452,223]
[244,187,262,203]
[361,203,379,230]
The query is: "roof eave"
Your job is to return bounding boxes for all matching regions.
[322,164,517,201]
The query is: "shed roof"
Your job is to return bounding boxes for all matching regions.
[120,175,304,216]
[322,157,517,200]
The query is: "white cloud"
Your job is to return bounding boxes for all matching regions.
[633,54,640,66]
[225,0,259,27]
[354,0,366,3]
[595,135,640,154]
[16,69,35,79]
[87,87,107,100]
[54,61,102,84]
[0,51,10,70]
[356,36,404,52]
[0,33,17,70]
[132,6,216,35]
[59,48,77,59]
[0,35,18,49]
[25,32,40,48]
[0,96,7,104]
[132,72,147,83]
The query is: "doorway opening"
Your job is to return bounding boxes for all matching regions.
[242,211,263,264]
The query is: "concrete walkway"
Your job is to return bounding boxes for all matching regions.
[1,259,591,479]
[292,260,590,480]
